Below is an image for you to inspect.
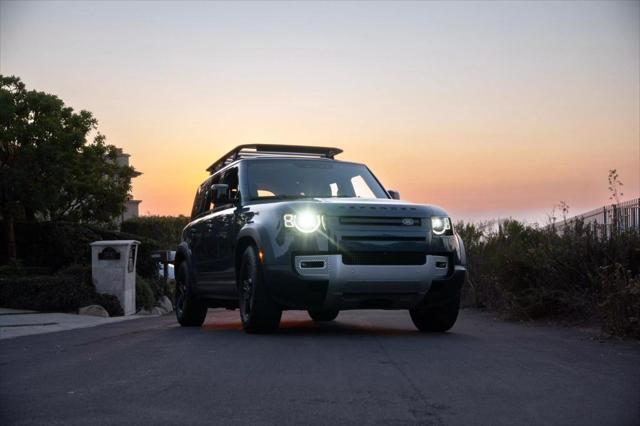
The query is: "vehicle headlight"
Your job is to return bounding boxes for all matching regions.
[431,217,452,236]
[284,211,321,233]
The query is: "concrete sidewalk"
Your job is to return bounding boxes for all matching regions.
[0,308,147,340]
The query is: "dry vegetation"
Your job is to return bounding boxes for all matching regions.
[456,219,640,339]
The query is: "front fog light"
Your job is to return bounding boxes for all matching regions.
[284,211,321,233]
[431,217,452,235]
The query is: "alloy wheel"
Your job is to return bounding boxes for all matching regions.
[239,263,254,322]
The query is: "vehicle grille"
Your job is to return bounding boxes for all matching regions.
[339,216,422,226]
[342,252,426,265]
[341,236,425,242]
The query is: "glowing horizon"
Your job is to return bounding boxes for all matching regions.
[1,1,638,223]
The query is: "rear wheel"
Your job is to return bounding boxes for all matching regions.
[238,246,282,333]
[175,262,208,327]
[308,309,339,322]
[409,296,460,332]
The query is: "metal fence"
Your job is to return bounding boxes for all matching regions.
[557,198,640,239]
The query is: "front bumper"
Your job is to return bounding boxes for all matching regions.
[263,254,466,311]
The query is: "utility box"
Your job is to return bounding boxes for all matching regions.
[90,240,140,315]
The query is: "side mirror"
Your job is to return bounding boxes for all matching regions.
[388,190,400,200]
[211,184,230,204]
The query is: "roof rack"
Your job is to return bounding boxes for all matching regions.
[206,144,343,174]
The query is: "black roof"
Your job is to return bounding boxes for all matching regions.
[206,144,343,174]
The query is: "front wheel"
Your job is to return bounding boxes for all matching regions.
[308,309,339,322]
[409,296,460,332]
[238,246,282,333]
[175,262,208,327]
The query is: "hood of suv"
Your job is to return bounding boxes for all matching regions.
[282,197,449,218]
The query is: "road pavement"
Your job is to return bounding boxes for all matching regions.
[1,309,638,425]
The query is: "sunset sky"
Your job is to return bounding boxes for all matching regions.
[1,0,638,223]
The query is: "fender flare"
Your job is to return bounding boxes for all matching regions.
[235,226,269,258]
[174,242,196,282]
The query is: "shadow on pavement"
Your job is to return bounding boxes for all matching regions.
[199,309,468,339]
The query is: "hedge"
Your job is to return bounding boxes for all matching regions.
[0,222,168,315]
[121,215,189,250]
[0,221,160,279]
[0,275,123,316]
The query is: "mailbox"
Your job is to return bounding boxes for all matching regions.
[151,250,176,282]
[90,240,140,315]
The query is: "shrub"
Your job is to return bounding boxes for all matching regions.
[0,261,52,277]
[166,278,176,301]
[0,266,126,316]
[0,221,161,279]
[56,264,127,314]
[56,264,92,283]
[146,276,172,301]
[0,275,96,312]
[598,264,640,339]
[136,275,156,310]
[121,215,189,250]
[94,293,124,317]
[457,218,640,337]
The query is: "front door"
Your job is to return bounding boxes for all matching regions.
[199,167,239,297]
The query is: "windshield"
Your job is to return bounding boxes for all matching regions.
[246,159,389,200]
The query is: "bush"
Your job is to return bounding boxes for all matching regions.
[598,264,640,339]
[0,260,54,277]
[0,268,126,316]
[0,275,96,312]
[54,264,127,314]
[146,275,172,301]
[94,293,124,317]
[457,219,640,338]
[121,215,189,250]
[136,275,156,310]
[56,264,92,283]
[0,221,161,279]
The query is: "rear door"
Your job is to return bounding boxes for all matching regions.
[192,176,216,285]
[184,185,207,278]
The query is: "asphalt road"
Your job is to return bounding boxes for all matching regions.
[1,309,638,426]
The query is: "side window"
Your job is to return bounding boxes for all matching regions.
[204,174,220,212]
[221,167,239,204]
[191,176,217,218]
[191,187,202,218]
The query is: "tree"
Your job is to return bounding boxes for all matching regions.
[0,75,135,261]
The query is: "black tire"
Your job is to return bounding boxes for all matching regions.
[409,296,460,332]
[308,309,339,322]
[238,245,282,333]
[175,262,208,327]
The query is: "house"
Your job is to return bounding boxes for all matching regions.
[115,148,142,223]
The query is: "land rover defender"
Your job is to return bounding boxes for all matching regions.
[175,144,466,333]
